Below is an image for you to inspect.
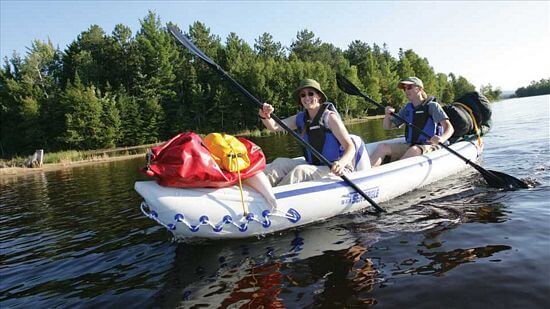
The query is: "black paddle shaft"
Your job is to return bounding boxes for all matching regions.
[168,26,385,213]
[335,73,529,190]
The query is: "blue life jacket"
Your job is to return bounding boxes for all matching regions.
[403,97,443,145]
[296,102,344,166]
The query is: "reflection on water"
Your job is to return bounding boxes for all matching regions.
[219,261,285,308]
[149,180,524,308]
[400,245,512,277]
[1,96,549,307]
[161,225,381,308]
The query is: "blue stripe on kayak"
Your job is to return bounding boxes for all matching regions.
[274,141,474,200]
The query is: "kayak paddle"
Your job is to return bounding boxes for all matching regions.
[335,73,529,190]
[167,25,385,214]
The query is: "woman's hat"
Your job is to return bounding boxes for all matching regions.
[293,78,327,104]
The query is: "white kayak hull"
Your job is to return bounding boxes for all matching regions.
[134,138,481,239]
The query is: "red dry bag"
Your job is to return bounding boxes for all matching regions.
[142,132,266,188]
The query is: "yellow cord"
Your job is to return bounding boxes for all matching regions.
[454,102,482,147]
[236,162,248,215]
[225,134,248,215]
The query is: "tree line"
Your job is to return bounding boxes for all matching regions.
[514,78,550,98]
[2,11,486,158]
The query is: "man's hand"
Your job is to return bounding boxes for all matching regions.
[429,135,442,145]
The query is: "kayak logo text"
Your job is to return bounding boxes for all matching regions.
[341,187,379,206]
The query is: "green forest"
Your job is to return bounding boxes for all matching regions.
[2,11,503,158]
[514,78,550,98]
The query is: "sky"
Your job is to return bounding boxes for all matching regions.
[1,1,548,91]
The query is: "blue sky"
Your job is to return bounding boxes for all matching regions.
[1,1,548,91]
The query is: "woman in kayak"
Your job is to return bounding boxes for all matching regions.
[369,77,454,167]
[259,78,362,186]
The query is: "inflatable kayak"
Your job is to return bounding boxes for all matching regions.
[135,137,482,240]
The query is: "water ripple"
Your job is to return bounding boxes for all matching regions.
[1,96,549,307]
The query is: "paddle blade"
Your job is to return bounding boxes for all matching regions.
[485,170,530,190]
[168,24,218,68]
[336,73,363,96]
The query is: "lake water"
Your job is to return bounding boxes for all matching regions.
[1,95,549,308]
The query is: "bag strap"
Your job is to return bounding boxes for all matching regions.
[221,133,249,214]
[454,102,482,146]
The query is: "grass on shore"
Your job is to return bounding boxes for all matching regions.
[0,144,158,168]
[0,116,381,168]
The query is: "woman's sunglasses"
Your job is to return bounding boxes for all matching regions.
[300,91,316,98]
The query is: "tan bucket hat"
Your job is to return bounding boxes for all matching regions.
[293,78,327,104]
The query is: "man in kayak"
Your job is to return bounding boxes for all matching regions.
[258,78,364,186]
[369,77,454,167]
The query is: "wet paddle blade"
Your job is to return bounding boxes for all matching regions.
[336,73,383,109]
[336,73,364,96]
[168,25,218,69]
[485,170,530,190]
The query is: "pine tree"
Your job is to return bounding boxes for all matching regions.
[135,11,178,138]
[139,96,164,144]
[403,49,437,96]
[254,33,285,60]
[376,44,402,111]
[100,91,122,147]
[218,32,257,130]
[61,76,104,150]
[115,88,144,146]
[289,29,321,62]
[61,25,116,92]
[397,48,415,78]
[110,24,140,93]
[184,21,223,131]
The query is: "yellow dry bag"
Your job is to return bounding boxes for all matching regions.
[204,133,250,172]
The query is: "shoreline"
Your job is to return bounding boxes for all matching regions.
[1,116,383,177]
[0,153,145,177]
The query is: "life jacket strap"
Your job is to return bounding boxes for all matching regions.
[302,103,330,165]
[410,103,431,145]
